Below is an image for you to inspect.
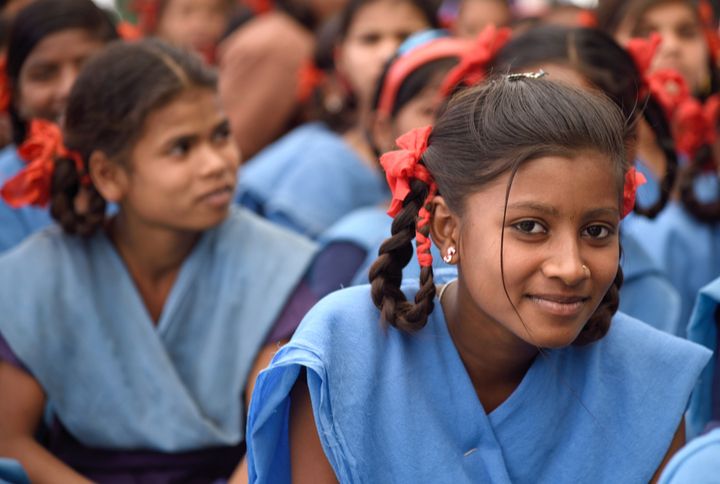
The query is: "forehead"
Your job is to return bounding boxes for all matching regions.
[138,88,222,140]
[22,28,106,67]
[462,152,621,215]
[638,1,699,26]
[347,0,429,33]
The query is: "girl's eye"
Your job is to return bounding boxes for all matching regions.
[583,225,612,239]
[677,25,700,39]
[169,139,192,157]
[513,220,546,234]
[212,123,231,143]
[357,33,381,45]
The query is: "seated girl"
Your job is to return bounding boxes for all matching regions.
[0,39,337,482]
[246,76,711,483]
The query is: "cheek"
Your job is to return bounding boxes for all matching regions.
[16,82,53,119]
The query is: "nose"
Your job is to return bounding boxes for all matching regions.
[658,31,681,57]
[54,65,78,117]
[198,143,232,177]
[540,235,588,286]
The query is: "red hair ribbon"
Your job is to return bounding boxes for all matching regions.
[377,37,469,117]
[1,120,87,208]
[438,24,511,97]
[296,60,326,104]
[117,21,144,41]
[577,10,598,28]
[380,125,436,267]
[673,93,720,162]
[626,33,662,100]
[622,167,648,218]
[0,56,10,113]
[246,0,274,15]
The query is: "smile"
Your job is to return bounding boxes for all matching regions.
[526,294,590,317]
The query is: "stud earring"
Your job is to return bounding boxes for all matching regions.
[443,246,456,264]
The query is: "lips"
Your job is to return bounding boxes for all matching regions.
[526,294,590,317]
[198,185,234,208]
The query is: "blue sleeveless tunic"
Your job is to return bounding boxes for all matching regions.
[236,122,389,239]
[247,277,710,483]
[0,145,53,253]
[0,207,317,452]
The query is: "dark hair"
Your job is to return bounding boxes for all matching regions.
[50,39,217,236]
[373,54,459,117]
[369,77,627,345]
[6,0,118,145]
[338,0,439,39]
[492,25,677,218]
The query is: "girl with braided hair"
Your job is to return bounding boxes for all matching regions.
[596,0,720,332]
[0,0,118,254]
[245,77,711,483]
[0,39,333,482]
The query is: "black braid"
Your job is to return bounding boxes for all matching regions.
[369,177,436,332]
[50,156,106,236]
[678,145,720,222]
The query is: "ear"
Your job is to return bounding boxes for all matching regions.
[88,150,129,203]
[429,195,460,263]
[371,112,396,154]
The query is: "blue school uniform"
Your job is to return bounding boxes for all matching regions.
[321,207,683,335]
[0,207,316,452]
[247,275,710,484]
[658,428,720,484]
[0,145,53,253]
[236,122,389,239]
[686,277,720,438]
[623,201,720,333]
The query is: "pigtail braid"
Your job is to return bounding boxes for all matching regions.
[50,156,106,236]
[573,264,623,346]
[369,177,436,332]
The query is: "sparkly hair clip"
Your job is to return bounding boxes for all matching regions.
[506,70,548,81]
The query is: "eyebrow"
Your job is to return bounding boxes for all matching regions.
[506,202,619,219]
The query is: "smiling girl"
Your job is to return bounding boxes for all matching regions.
[245,77,711,483]
[0,39,319,482]
[0,0,117,253]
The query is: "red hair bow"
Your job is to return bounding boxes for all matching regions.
[622,167,648,218]
[1,120,85,208]
[673,94,720,162]
[117,21,143,41]
[439,25,511,97]
[380,125,436,267]
[131,0,159,34]
[296,60,326,104]
[0,56,10,113]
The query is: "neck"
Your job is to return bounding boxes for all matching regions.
[442,279,538,413]
[109,212,199,281]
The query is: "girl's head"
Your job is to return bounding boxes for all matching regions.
[454,0,511,39]
[334,0,438,112]
[370,27,509,152]
[371,77,628,349]
[597,0,715,96]
[370,32,466,153]
[6,0,117,142]
[50,39,238,236]
[492,25,678,217]
[141,0,236,61]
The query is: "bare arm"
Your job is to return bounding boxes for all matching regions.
[229,341,289,484]
[651,418,686,484]
[0,361,91,483]
[289,373,338,484]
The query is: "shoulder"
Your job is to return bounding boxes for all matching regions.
[218,206,317,254]
[659,429,720,484]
